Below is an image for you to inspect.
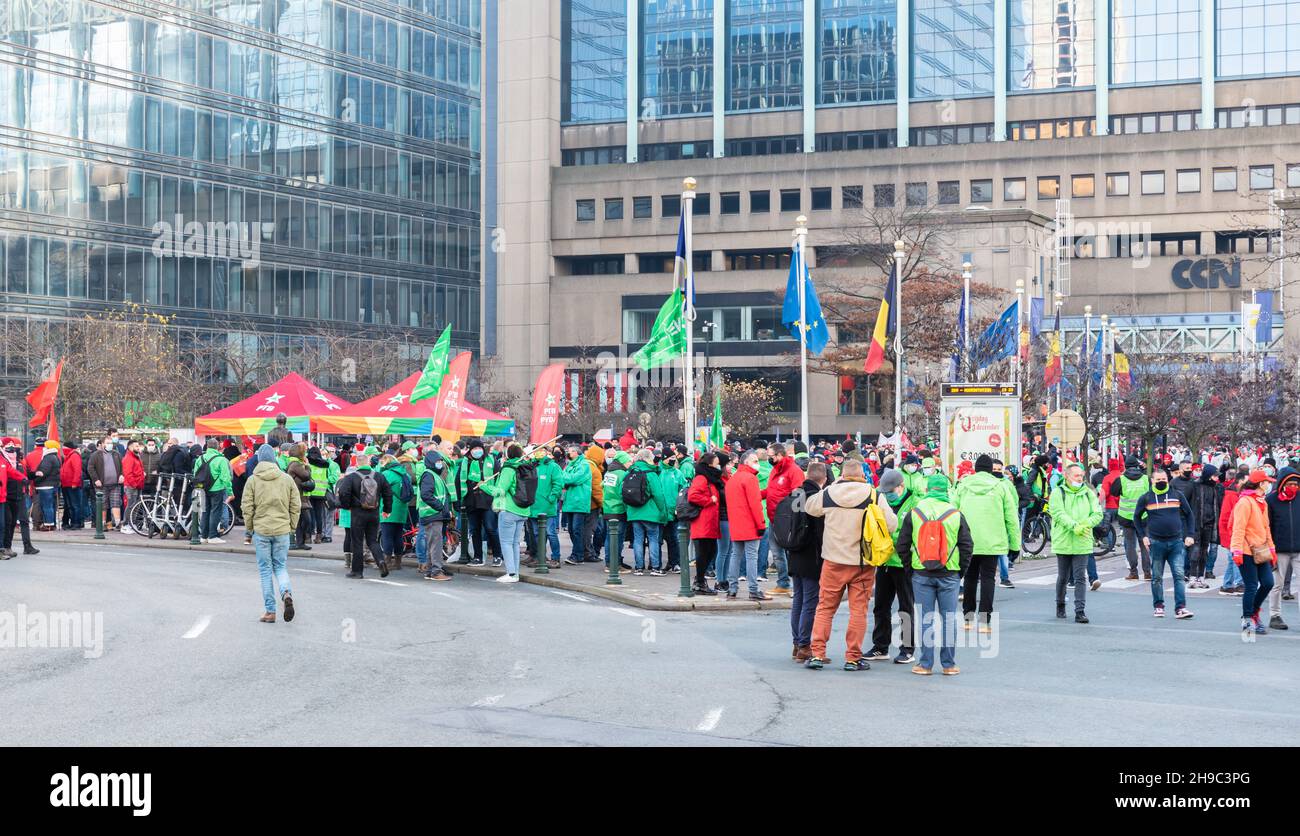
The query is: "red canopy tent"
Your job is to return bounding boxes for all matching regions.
[313,372,515,438]
[194,373,352,436]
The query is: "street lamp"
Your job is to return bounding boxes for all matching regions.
[961,261,972,380]
[892,239,906,437]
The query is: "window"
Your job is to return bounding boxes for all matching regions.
[576,199,595,221]
[1010,0,1096,90]
[725,249,792,271]
[566,255,624,275]
[906,182,928,206]
[938,181,960,205]
[780,189,801,212]
[1037,176,1060,199]
[1072,174,1095,198]
[1176,169,1200,193]
[1106,173,1130,196]
[1289,164,1300,188]
[642,0,714,116]
[811,188,832,211]
[1004,178,1026,201]
[874,184,895,207]
[1141,171,1164,195]
[662,195,681,217]
[728,0,804,111]
[604,198,623,220]
[970,179,993,203]
[911,0,996,97]
[1217,0,1300,80]
[1111,0,1201,85]
[640,252,711,273]
[693,193,711,215]
[633,196,653,218]
[750,190,770,213]
[1213,167,1237,191]
[720,192,741,215]
[842,185,864,208]
[820,0,898,104]
[1250,165,1274,190]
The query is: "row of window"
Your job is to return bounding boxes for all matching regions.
[1013,103,1300,141]
[152,0,481,35]
[623,304,796,344]
[0,232,478,329]
[1065,230,1283,258]
[559,367,801,414]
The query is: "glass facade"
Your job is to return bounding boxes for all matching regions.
[819,0,897,104]
[642,0,715,117]
[1217,0,1300,78]
[1009,0,1095,90]
[728,0,803,111]
[1111,0,1201,85]
[0,0,481,385]
[912,0,996,98]
[563,0,627,123]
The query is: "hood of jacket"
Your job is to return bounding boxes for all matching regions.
[585,445,606,469]
[253,460,284,481]
[629,460,658,474]
[957,470,1001,496]
[1122,465,1145,481]
[1275,467,1300,503]
[423,449,449,474]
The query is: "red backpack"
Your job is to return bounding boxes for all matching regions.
[912,507,958,571]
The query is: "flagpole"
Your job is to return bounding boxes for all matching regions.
[962,261,972,380]
[1014,279,1024,397]
[1100,313,1110,464]
[795,215,809,448]
[893,240,906,438]
[1054,292,1063,415]
[1083,304,1092,458]
[682,177,697,457]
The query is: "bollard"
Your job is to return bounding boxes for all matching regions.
[94,490,105,540]
[189,488,203,545]
[676,520,694,598]
[605,517,622,585]
[532,517,549,574]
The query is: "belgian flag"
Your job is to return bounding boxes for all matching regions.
[1043,309,1062,386]
[863,270,896,374]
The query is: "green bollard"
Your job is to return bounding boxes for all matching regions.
[676,520,694,598]
[189,489,203,545]
[532,517,549,574]
[94,490,105,540]
[605,517,622,585]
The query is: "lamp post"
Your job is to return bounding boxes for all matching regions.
[961,261,972,381]
[1100,313,1110,464]
[893,239,906,437]
[1014,279,1025,395]
[1054,292,1063,414]
[794,215,810,449]
[1084,304,1093,459]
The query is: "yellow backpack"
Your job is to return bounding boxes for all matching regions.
[860,489,896,567]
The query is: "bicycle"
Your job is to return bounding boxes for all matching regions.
[400,511,461,561]
[1021,509,1116,558]
[128,475,233,540]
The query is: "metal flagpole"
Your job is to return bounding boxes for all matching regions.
[1083,304,1092,459]
[1054,292,1063,415]
[962,261,972,380]
[795,216,810,448]
[893,240,906,438]
[1014,279,1025,396]
[1100,313,1110,464]
[682,177,697,455]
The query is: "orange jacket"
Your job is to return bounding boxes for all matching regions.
[1230,492,1275,554]
[584,445,605,510]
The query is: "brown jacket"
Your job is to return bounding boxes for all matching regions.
[585,445,605,510]
[804,477,897,566]
[287,459,313,495]
[88,448,124,487]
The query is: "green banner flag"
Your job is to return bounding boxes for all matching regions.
[632,287,687,370]
[708,389,725,450]
[410,324,452,404]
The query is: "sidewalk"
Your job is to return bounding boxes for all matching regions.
[42,528,793,613]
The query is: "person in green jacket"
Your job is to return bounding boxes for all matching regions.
[320,452,342,543]
[193,438,233,544]
[559,445,592,565]
[624,449,669,575]
[377,455,410,569]
[659,449,688,573]
[600,451,632,569]
[480,443,534,583]
[902,453,927,497]
[304,446,331,545]
[866,468,920,664]
[1049,463,1103,623]
[524,450,564,569]
[953,455,1022,632]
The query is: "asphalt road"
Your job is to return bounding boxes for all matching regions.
[3,541,1299,746]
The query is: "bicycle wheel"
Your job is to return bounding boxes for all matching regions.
[1093,523,1116,557]
[443,526,461,560]
[129,499,155,538]
[217,503,234,537]
[1022,516,1049,556]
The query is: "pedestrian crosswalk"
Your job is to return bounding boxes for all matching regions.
[1013,568,1226,595]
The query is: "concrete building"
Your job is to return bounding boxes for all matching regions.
[492,0,1300,437]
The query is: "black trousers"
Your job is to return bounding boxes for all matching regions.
[963,554,999,617]
[4,489,32,550]
[871,564,914,654]
[693,538,716,587]
[1188,524,1217,577]
[348,510,382,574]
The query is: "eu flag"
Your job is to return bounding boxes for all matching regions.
[782,242,830,355]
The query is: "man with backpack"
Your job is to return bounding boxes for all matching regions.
[763,443,802,597]
[896,474,974,675]
[336,455,392,578]
[623,449,669,576]
[864,468,917,664]
[953,455,1021,634]
[415,446,454,581]
[803,459,896,670]
[377,454,413,570]
[598,450,631,571]
[1110,456,1153,580]
[479,443,539,583]
[192,438,233,544]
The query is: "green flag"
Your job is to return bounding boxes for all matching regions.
[632,287,687,370]
[708,389,725,450]
[411,324,452,404]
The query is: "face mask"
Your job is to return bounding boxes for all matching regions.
[904,465,918,473]
[922,467,935,476]
[1069,477,1084,488]
[1153,480,1169,491]
[993,470,1004,479]
[471,450,483,459]
[1265,466,1276,476]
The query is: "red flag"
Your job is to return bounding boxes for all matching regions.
[529,363,566,445]
[863,271,896,374]
[47,413,59,444]
[1043,309,1062,386]
[26,360,64,428]
[431,352,472,436]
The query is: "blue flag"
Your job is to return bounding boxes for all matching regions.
[973,301,1018,370]
[782,242,830,355]
[1256,290,1275,343]
[1030,297,1045,338]
[675,212,694,313]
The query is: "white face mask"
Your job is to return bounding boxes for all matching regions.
[922,467,935,476]
[471,450,484,459]
[904,465,918,473]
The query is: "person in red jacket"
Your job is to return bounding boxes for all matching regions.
[687,452,724,596]
[723,450,771,602]
[123,439,146,533]
[24,440,45,528]
[763,443,803,597]
[2,437,35,555]
[60,444,85,529]
[1218,468,1249,595]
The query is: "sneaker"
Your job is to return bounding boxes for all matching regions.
[1219,586,1238,596]
[804,656,827,670]
[491,557,504,567]
[749,591,773,602]
[768,586,792,596]
[1269,615,1289,630]
[545,560,561,569]
[911,665,932,676]
[496,573,519,584]
[999,579,1015,589]
[282,594,295,623]
[378,561,389,579]
[1090,579,1102,591]
[1175,608,1194,620]
[978,623,992,635]
[693,584,717,596]
[1232,587,1245,596]
[942,666,960,676]
[843,659,871,671]
[894,651,916,665]
[1204,571,1215,579]
[670,565,681,574]
[1241,617,1255,633]
[1125,572,1139,580]
[632,570,644,576]
[1154,606,1165,618]
[1075,613,1089,624]
[864,648,889,661]
[563,556,581,566]
[737,576,746,583]
[705,570,716,580]
[1056,604,1066,619]
[200,537,209,544]
[649,569,666,576]
[1284,592,1296,601]
[208,537,226,545]
[23,547,39,555]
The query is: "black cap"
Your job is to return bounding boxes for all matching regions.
[975,454,994,473]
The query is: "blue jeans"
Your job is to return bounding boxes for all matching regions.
[37,488,56,525]
[715,521,732,581]
[1087,553,1099,584]
[631,520,661,570]
[729,538,760,595]
[1148,537,1187,609]
[542,515,561,560]
[253,532,291,613]
[562,511,587,560]
[1239,555,1275,619]
[912,574,960,671]
[758,530,770,573]
[380,521,404,557]
[62,486,84,528]
[202,489,226,539]
[767,537,791,590]
[1220,545,1241,587]
[790,575,819,647]
[998,553,1011,583]
[415,522,426,562]
[497,510,526,576]
[485,509,500,556]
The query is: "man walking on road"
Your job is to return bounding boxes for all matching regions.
[1052,464,1103,623]
[1111,456,1152,580]
[954,454,1021,634]
[241,444,300,623]
[897,474,973,675]
[337,455,392,579]
[1134,467,1196,620]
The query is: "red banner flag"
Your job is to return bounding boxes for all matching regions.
[47,413,59,444]
[26,360,64,428]
[431,352,472,437]
[529,363,566,446]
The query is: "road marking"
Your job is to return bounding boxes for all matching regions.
[1016,576,1057,586]
[366,579,407,587]
[429,590,463,601]
[1000,617,1300,640]
[549,590,590,602]
[182,616,212,639]
[199,559,241,565]
[472,694,505,707]
[696,707,724,732]
[294,568,331,575]
[606,606,643,618]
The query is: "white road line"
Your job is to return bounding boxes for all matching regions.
[696,707,724,732]
[549,590,590,602]
[199,559,241,565]
[429,590,463,601]
[606,606,643,618]
[365,579,407,587]
[294,568,331,575]
[1000,617,1300,640]
[472,694,504,707]
[1016,576,1057,586]
[182,615,212,639]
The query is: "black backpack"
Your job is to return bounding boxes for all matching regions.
[770,488,810,551]
[192,453,214,490]
[358,472,380,510]
[621,468,652,507]
[675,485,701,521]
[397,470,415,504]
[512,461,538,508]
